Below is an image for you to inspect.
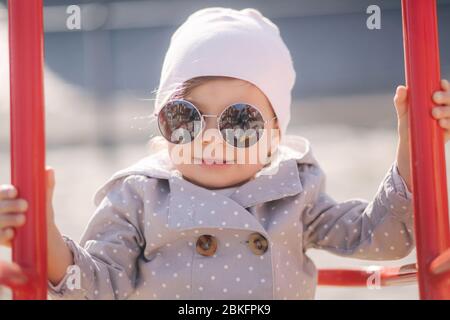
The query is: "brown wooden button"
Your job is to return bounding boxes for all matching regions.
[248,232,268,255]
[196,234,218,256]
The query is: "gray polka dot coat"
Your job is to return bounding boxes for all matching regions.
[48,135,415,300]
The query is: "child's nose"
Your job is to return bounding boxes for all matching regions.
[201,117,222,145]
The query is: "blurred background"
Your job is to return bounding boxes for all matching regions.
[1,0,450,299]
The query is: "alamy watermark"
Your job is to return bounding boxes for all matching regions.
[366,5,381,30]
[165,127,280,167]
[366,266,382,289]
[65,265,81,290]
[66,5,81,30]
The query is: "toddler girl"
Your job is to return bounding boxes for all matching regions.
[2,7,450,300]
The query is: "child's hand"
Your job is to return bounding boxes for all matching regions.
[0,167,56,247]
[393,79,450,193]
[0,184,27,247]
[394,78,450,142]
[431,79,450,141]
[0,261,28,287]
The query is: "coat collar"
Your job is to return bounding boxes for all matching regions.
[92,135,319,236]
[93,135,317,205]
[165,157,304,237]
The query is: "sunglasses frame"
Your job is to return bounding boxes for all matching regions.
[156,98,277,148]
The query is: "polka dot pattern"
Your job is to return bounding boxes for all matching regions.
[49,152,413,300]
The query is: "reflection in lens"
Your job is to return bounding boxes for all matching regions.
[171,128,193,144]
[219,104,265,147]
[158,100,202,144]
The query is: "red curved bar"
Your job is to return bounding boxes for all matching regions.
[8,0,47,300]
[401,0,450,299]
[318,264,418,287]
[318,269,372,287]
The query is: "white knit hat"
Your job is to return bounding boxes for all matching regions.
[154,7,296,140]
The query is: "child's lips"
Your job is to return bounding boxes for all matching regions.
[194,158,235,167]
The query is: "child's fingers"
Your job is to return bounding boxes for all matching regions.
[0,185,17,200]
[394,86,408,117]
[394,85,408,105]
[0,212,26,229]
[438,118,450,130]
[394,85,408,120]
[431,106,450,134]
[433,91,450,105]
[441,79,450,92]
[0,261,27,285]
[431,106,450,119]
[433,78,450,104]
[0,228,15,246]
[0,198,28,215]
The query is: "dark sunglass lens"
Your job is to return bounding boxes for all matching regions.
[158,101,201,144]
[219,104,265,148]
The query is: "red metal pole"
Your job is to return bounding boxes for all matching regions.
[8,0,47,299]
[401,0,450,299]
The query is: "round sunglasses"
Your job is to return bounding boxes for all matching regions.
[156,99,277,148]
